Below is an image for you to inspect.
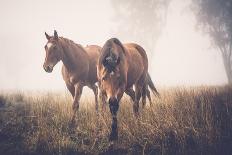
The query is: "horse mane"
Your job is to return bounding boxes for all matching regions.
[99,38,125,72]
[111,38,126,54]
[99,38,126,65]
[99,40,110,66]
[59,37,86,53]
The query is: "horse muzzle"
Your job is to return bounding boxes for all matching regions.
[43,64,53,73]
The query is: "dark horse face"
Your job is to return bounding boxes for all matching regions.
[100,39,124,106]
[101,67,121,104]
[43,30,62,73]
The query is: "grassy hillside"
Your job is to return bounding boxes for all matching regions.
[0,86,232,155]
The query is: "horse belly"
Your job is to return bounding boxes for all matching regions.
[126,59,144,88]
[87,66,98,84]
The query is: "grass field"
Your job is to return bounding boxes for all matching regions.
[0,86,232,155]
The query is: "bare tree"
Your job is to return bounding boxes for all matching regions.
[192,0,232,84]
[111,0,171,54]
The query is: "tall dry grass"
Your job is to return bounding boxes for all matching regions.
[0,86,232,155]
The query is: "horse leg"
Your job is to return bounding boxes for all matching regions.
[99,90,107,112]
[109,99,119,141]
[89,84,99,113]
[66,83,75,98]
[70,83,83,125]
[108,87,124,142]
[97,81,106,111]
[134,84,142,116]
[142,85,147,108]
[125,87,135,102]
[146,88,153,106]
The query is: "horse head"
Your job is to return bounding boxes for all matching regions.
[43,30,63,73]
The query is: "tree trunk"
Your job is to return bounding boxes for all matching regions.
[222,53,232,84]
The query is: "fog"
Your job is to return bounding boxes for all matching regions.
[0,0,227,91]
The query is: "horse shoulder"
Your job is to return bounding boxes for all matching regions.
[61,65,70,83]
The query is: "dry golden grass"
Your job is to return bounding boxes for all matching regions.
[0,86,232,155]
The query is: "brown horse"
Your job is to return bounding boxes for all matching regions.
[97,38,148,141]
[43,30,101,124]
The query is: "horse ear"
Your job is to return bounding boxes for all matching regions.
[54,30,58,40]
[45,32,51,40]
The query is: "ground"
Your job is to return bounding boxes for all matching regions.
[0,86,232,155]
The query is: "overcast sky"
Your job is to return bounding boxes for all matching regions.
[0,0,227,91]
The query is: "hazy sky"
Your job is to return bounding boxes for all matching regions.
[151,0,227,86]
[0,0,227,91]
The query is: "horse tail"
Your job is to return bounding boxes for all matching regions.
[147,73,160,97]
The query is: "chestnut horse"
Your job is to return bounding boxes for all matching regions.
[97,38,148,141]
[43,30,101,124]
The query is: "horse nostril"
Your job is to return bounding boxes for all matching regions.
[43,65,52,73]
[48,66,52,72]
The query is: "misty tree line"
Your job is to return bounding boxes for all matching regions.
[111,0,171,55]
[111,0,232,84]
[192,0,232,83]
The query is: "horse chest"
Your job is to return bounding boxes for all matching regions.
[65,73,86,85]
[62,67,79,84]
[62,70,76,85]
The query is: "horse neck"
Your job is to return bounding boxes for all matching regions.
[59,38,89,72]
